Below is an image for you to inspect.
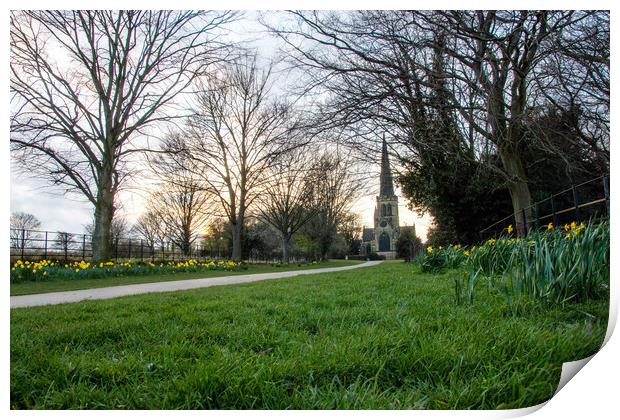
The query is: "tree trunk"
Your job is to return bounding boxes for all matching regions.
[281,235,290,264]
[499,144,532,236]
[92,186,114,263]
[182,226,191,256]
[231,222,242,261]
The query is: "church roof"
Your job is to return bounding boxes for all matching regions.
[380,136,395,197]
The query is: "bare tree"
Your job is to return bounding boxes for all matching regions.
[426,11,589,233]
[131,210,167,250]
[144,133,212,256]
[267,11,609,235]
[54,232,75,259]
[302,151,363,261]
[144,188,209,256]
[10,10,237,261]
[257,147,318,263]
[202,218,231,258]
[176,54,301,261]
[338,211,363,255]
[531,12,609,171]
[10,211,42,251]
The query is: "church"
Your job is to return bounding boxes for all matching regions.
[360,137,414,260]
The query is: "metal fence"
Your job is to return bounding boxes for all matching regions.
[9,229,307,264]
[479,174,610,240]
[480,175,609,240]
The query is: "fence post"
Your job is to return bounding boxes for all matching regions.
[128,239,132,260]
[572,186,581,221]
[115,239,119,261]
[603,175,610,216]
[44,231,48,260]
[140,240,144,262]
[21,228,25,260]
[82,235,86,260]
[533,202,539,228]
[551,196,558,227]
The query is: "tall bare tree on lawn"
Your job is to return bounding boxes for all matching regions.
[257,147,318,263]
[10,10,237,261]
[173,54,302,261]
[144,133,212,256]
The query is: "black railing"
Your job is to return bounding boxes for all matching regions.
[479,174,610,240]
[9,229,308,264]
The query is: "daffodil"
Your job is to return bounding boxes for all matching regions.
[507,224,514,234]
[426,246,433,253]
[547,223,553,230]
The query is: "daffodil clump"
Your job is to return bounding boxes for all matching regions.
[421,220,608,310]
[421,243,471,273]
[10,258,246,283]
[460,220,608,311]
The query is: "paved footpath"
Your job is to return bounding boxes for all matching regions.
[11,260,383,309]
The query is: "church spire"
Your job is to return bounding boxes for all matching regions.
[379,135,395,197]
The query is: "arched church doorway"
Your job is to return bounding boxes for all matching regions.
[378,232,390,252]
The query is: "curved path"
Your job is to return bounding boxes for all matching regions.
[11,260,383,309]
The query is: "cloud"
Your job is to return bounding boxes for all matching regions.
[10,171,93,234]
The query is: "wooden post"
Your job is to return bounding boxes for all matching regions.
[551,196,558,227]
[82,235,86,260]
[44,231,48,260]
[128,239,132,260]
[140,239,144,262]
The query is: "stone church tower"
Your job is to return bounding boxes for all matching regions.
[362,136,401,259]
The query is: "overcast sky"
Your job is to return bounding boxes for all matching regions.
[8,10,433,242]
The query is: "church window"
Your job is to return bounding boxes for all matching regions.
[378,232,390,252]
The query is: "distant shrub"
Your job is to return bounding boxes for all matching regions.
[366,252,386,261]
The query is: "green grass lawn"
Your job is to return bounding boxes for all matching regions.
[10,261,608,409]
[10,259,362,296]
